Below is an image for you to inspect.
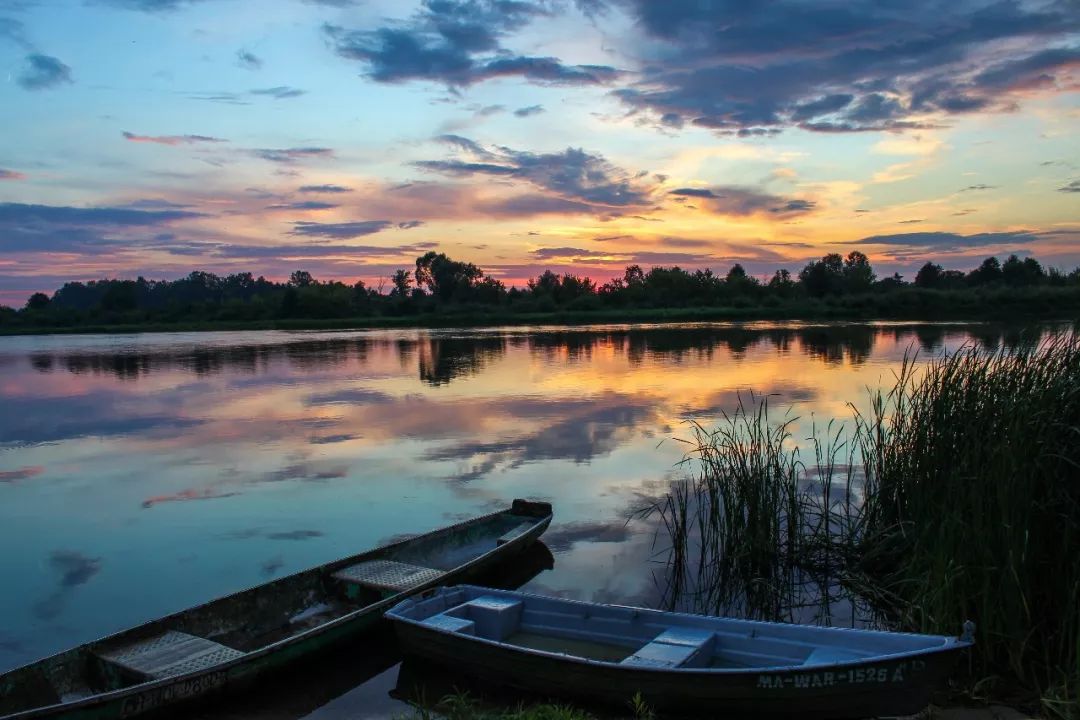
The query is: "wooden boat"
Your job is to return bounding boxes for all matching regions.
[0,500,552,720]
[387,585,974,719]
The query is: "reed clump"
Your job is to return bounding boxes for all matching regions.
[650,333,1080,716]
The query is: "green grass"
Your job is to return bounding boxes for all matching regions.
[648,334,1080,717]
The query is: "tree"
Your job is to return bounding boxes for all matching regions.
[390,269,413,298]
[101,280,138,312]
[842,251,875,293]
[768,269,795,297]
[289,270,315,288]
[799,253,844,297]
[1002,254,1045,286]
[968,256,1002,286]
[915,262,944,289]
[414,251,485,302]
[25,292,51,311]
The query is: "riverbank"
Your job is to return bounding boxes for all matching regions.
[4,286,1080,336]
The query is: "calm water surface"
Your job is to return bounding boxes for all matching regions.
[0,321,1055,717]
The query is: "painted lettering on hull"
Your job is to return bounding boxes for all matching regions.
[119,671,228,717]
[755,660,926,691]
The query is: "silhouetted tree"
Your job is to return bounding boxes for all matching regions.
[842,251,875,292]
[968,257,1002,285]
[799,253,845,297]
[915,262,944,288]
[289,270,315,288]
[25,292,50,311]
[390,269,413,298]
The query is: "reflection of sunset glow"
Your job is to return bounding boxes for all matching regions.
[0,323,1064,669]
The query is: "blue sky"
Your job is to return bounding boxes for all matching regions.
[0,0,1077,304]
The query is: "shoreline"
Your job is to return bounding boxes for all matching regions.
[3,305,1077,337]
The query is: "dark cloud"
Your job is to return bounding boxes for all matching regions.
[602,0,1080,134]
[475,194,595,217]
[266,530,324,541]
[0,169,26,180]
[298,184,352,194]
[960,184,997,192]
[0,202,205,255]
[856,230,1039,253]
[1058,180,1080,193]
[250,85,306,99]
[417,137,654,209]
[98,0,208,10]
[288,220,397,238]
[18,53,72,90]
[669,187,716,199]
[251,147,334,163]
[513,104,545,117]
[266,201,338,210]
[33,551,101,620]
[123,131,227,145]
[397,220,425,229]
[323,0,619,88]
[671,186,816,217]
[0,17,30,50]
[236,48,262,70]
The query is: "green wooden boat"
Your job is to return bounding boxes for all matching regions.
[0,500,552,720]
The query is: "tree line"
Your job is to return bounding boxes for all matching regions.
[4,250,1080,328]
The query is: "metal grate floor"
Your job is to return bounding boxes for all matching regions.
[96,630,245,679]
[331,559,446,593]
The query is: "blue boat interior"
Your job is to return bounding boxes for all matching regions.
[392,586,957,670]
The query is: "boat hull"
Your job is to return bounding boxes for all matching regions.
[1,503,552,720]
[394,621,961,719]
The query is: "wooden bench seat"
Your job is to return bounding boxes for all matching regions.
[96,631,244,680]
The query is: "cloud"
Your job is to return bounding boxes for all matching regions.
[514,104,545,117]
[0,466,44,482]
[0,202,205,254]
[670,186,816,217]
[323,0,620,88]
[960,184,997,192]
[288,220,397,238]
[236,48,262,70]
[0,169,26,181]
[250,85,306,99]
[122,131,227,145]
[18,53,72,90]
[417,137,654,209]
[855,230,1039,253]
[602,0,1080,134]
[98,0,208,11]
[298,184,352,194]
[1058,180,1080,193]
[266,201,338,210]
[251,147,334,163]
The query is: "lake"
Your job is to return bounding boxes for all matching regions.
[0,321,1059,717]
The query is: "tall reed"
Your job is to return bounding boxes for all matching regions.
[648,333,1080,716]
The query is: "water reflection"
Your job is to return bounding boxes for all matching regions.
[12,323,1057,384]
[0,321,1068,715]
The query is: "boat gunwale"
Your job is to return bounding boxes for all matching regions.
[388,585,973,676]
[1,506,552,720]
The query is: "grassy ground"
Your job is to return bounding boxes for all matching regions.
[647,334,1080,717]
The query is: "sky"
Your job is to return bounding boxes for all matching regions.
[0,0,1078,305]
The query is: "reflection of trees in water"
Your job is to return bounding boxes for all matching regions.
[29,339,374,381]
[23,324,1059,382]
[417,336,507,386]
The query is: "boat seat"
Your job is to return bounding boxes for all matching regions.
[496,522,533,546]
[331,559,446,594]
[621,628,715,669]
[95,630,244,680]
[421,614,476,635]
[463,596,523,641]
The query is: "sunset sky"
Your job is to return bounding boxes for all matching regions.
[1,0,1078,305]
